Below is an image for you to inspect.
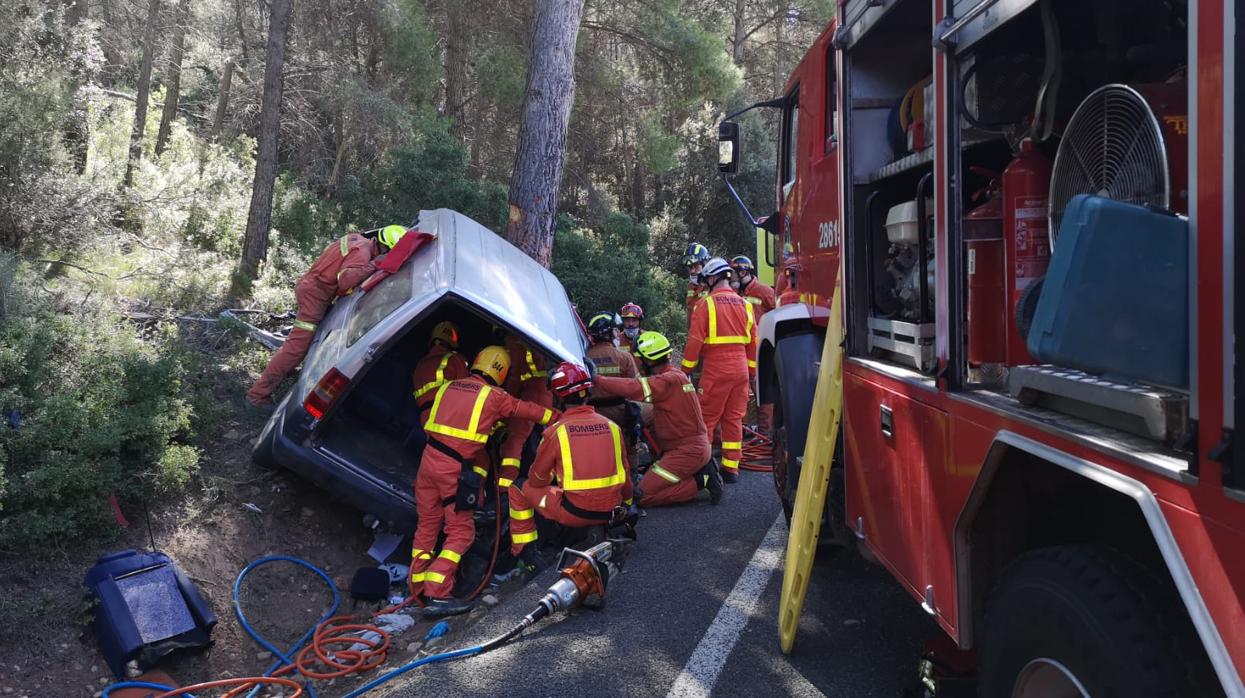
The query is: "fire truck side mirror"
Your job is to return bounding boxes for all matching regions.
[718,122,740,175]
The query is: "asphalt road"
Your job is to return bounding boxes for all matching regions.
[375,470,936,697]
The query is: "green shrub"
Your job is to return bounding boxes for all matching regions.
[0,265,200,548]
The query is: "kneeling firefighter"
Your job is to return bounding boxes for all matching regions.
[411,346,557,616]
[592,331,721,507]
[507,362,635,565]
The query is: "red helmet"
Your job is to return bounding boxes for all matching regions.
[620,302,644,320]
[548,361,593,398]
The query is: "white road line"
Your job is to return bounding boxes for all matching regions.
[667,513,788,698]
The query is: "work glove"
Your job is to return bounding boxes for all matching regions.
[455,471,484,511]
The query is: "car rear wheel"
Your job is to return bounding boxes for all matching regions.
[252,419,280,471]
[980,545,1216,698]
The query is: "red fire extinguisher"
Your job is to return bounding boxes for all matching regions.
[1001,138,1051,366]
[963,168,1005,366]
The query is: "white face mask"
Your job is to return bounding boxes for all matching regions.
[623,327,640,339]
[688,272,700,285]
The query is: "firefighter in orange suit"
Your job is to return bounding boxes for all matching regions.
[497,335,554,490]
[585,311,643,467]
[731,255,776,438]
[247,225,408,405]
[507,362,634,563]
[593,331,721,507]
[682,257,756,483]
[683,242,711,316]
[411,345,557,616]
[411,321,470,421]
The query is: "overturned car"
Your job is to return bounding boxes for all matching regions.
[252,209,589,530]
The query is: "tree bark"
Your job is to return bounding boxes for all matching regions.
[62,0,89,173]
[155,0,191,157]
[208,60,235,143]
[504,0,585,268]
[237,0,293,288]
[731,0,746,66]
[444,0,470,140]
[123,0,163,187]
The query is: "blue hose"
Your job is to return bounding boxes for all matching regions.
[340,645,483,698]
[101,681,185,698]
[232,556,341,698]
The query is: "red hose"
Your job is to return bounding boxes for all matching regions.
[740,425,774,472]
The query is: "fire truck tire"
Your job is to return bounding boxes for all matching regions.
[772,332,821,519]
[980,545,1218,698]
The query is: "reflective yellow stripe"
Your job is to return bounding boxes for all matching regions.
[598,365,621,375]
[424,383,493,443]
[539,409,553,425]
[748,359,757,369]
[721,457,739,469]
[639,377,653,403]
[745,296,763,305]
[510,507,535,520]
[624,498,633,506]
[686,289,696,297]
[704,296,752,345]
[414,353,457,399]
[650,463,681,483]
[722,441,742,450]
[682,383,696,393]
[424,571,446,583]
[519,349,547,381]
[340,236,350,255]
[501,457,521,468]
[556,423,627,491]
[681,358,698,369]
[409,571,425,582]
[512,531,538,544]
[438,549,462,563]
[498,477,514,488]
[472,466,488,478]
[292,319,318,332]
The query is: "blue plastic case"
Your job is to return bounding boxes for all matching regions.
[1027,195,1188,389]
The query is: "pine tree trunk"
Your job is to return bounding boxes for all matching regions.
[208,60,234,143]
[504,0,585,269]
[444,0,470,140]
[155,0,191,157]
[731,0,746,66]
[237,0,292,288]
[123,0,162,187]
[63,0,89,173]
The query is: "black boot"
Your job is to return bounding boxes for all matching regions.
[720,463,738,484]
[698,460,724,505]
[422,596,475,618]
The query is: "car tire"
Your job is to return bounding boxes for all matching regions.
[252,419,280,471]
[980,545,1220,698]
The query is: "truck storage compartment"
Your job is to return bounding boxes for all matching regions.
[1027,194,1188,390]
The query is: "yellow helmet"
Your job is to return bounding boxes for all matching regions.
[430,321,459,348]
[472,345,511,385]
[635,331,673,361]
[377,225,408,249]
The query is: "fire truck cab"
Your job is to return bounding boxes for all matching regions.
[719,0,1242,694]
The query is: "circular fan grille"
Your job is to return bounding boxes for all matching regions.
[1048,84,1170,248]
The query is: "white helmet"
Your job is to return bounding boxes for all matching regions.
[701,257,732,282]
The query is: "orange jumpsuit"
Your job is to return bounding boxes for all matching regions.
[411,345,470,419]
[595,366,711,507]
[498,339,553,489]
[682,287,756,478]
[739,277,777,435]
[247,233,379,404]
[685,280,709,318]
[587,340,642,467]
[507,406,634,555]
[411,375,555,599]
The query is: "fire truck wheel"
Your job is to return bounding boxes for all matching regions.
[980,545,1206,698]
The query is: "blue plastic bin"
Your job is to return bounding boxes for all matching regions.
[84,550,217,678]
[1027,195,1188,389]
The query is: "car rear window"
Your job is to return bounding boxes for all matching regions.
[347,271,413,346]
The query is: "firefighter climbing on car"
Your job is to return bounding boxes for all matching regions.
[506,361,635,571]
[730,255,776,440]
[593,331,721,507]
[682,257,756,483]
[410,345,557,616]
[247,225,410,406]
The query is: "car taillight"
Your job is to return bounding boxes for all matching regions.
[304,368,350,420]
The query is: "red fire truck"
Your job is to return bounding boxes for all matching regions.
[718,0,1242,694]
